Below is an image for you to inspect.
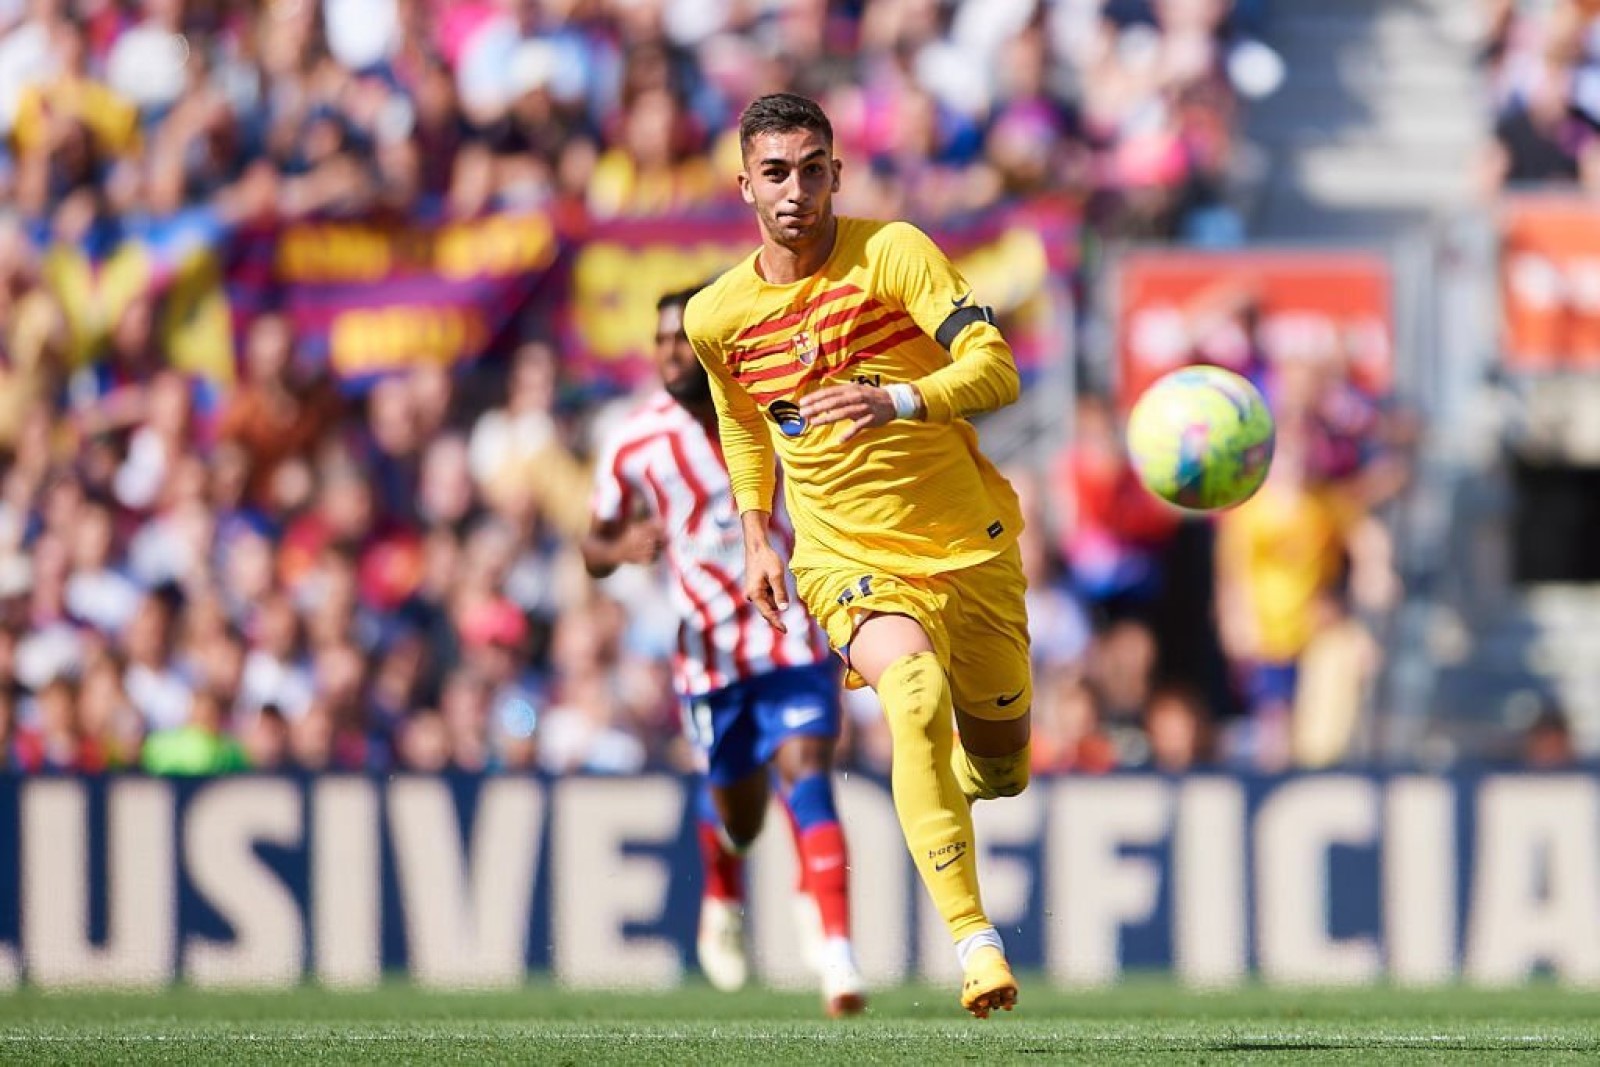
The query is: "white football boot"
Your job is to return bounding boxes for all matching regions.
[696,897,749,992]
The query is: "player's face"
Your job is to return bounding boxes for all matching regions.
[655,304,712,408]
[738,128,841,250]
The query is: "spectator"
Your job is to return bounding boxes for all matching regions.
[141,686,248,776]
[0,0,1276,777]
[1214,421,1390,771]
[467,340,590,539]
[1143,683,1212,774]
[25,675,107,772]
[120,585,193,733]
[242,703,293,771]
[77,649,144,768]
[1521,697,1578,770]
[1052,393,1181,628]
[217,313,342,512]
[62,497,140,635]
[1032,674,1119,774]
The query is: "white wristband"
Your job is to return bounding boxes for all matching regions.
[886,382,920,420]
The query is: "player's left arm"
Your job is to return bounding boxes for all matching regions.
[800,222,1019,439]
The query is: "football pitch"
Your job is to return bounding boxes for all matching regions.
[0,980,1596,1064]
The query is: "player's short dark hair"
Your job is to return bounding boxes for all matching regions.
[657,284,707,313]
[738,93,833,157]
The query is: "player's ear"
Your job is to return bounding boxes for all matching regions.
[831,157,842,193]
[737,169,755,205]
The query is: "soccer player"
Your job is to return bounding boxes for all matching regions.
[583,286,866,1017]
[684,93,1032,1018]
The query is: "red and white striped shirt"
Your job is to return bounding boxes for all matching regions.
[592,392,828,697]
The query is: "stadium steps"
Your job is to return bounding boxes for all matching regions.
[1240,0,1547,758]
[1244,0,1489,239]
[1418,367,1600,758]
[1426,586,1600,759]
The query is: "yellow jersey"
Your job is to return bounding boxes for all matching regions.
[685,216,1024,576]
[1216,480,1359,662]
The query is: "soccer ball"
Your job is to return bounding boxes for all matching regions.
[1125,365,1275,511]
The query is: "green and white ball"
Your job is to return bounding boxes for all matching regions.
[1126,365,1275,511]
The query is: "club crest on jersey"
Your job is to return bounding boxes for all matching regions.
[766,399,808,438]
[792,329,820,366]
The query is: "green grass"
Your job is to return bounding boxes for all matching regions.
[0,980,1597,1064]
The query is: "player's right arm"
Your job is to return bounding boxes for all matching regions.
[581,515,666,579]
[738,510,790,634]
[583,423,666,579]
[684,298,778,518]
[685,293,790,632]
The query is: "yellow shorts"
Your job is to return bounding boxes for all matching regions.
[792,542,1032,721]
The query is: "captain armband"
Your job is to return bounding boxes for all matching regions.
[934,303,997,350]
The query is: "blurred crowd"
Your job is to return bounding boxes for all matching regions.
[0,0,1282,235]
[0,0,1413,781]
[1481,0,1600,195]
[1038,284,1420,775]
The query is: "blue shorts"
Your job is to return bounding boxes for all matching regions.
[1244,661,1299,715]
[683,663,841,786]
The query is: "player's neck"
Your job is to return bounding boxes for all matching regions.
[757,216,838,285]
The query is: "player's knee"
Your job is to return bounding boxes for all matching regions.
[775,736,833,784]
[879,651,947,734]
[973,745,1031,798]
[721,809,765,849]
[992,759,1029,798]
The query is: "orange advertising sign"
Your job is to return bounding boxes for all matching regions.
[1114,250,1394,409]
[1500,194,1600,369]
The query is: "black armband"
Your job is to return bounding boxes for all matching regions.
[935,304,996,350]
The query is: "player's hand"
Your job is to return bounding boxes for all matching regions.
[800,383,897,443]
[617,519,667,565]
[743,540,791,634]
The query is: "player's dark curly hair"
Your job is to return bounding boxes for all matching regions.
[738,93,833,157]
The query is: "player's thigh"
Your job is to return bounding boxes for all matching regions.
[750,663,842,782]
[793,565,950,688]
[684,681,764,790]
[945,547,1033,750]
[709,768,771,842]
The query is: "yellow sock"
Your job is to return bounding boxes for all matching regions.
[877,652,989,942]
[952,741,1033,804]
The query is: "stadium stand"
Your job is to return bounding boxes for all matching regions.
[0,0,1583,779]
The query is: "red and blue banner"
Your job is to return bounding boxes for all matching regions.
[218,201,1078,392]
[561,201,1079,387]
[226,213,564,388]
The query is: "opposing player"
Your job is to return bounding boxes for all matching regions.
[684,93,1032,1018]
[583,286,866,1017]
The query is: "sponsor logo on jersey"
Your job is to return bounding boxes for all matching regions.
[766,399,808,438]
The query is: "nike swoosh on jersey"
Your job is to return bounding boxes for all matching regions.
[996,690,1025,707]
[951,291,972,308]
